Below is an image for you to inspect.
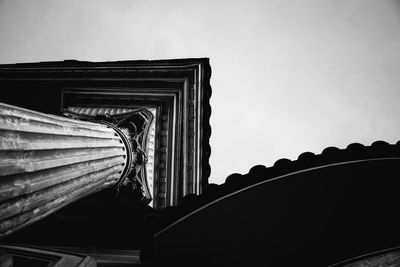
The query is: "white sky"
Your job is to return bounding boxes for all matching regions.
[1,0,400,184]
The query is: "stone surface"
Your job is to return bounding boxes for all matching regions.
[0,102,128,238]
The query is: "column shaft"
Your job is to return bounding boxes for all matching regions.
[0,102,128,238]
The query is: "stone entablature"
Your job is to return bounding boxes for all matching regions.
[0,58,212,208]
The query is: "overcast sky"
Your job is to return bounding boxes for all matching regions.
[1,0,400,184]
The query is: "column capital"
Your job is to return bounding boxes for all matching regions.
[62,108,153,205]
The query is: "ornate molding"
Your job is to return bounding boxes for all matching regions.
[0,58,212,209]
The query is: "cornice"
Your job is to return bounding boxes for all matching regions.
[0,58,210,69]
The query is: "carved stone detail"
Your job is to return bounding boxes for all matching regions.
[62,108,154,204]
[0,102,147,238]
[0,58,212,209]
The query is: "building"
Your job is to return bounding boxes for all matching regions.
[1,59,400,266]
[0,58,212,209]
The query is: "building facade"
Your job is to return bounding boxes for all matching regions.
[1,58,399,266]
[0,58,212,210]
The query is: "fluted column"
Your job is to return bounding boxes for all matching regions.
[0,102,131,238]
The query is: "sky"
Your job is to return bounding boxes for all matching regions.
[1,0,400,184]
